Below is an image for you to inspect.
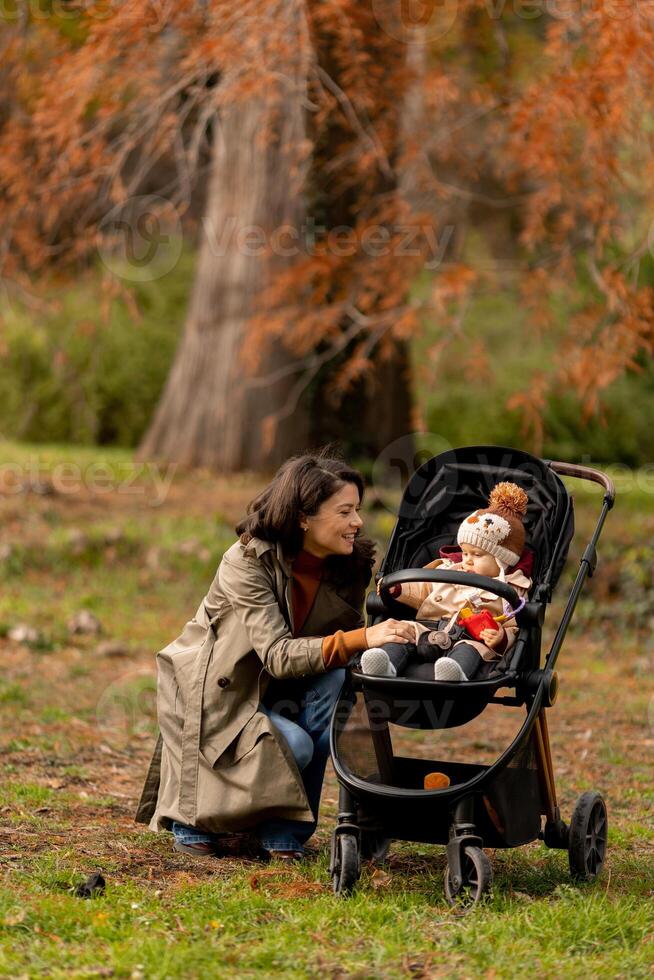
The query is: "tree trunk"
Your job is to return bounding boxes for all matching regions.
[138,0,417,473]
[137,95,315,470]
[137,4,314,472]
[306,0,417,460]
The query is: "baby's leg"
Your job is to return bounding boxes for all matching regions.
[448,643,484,678]
[383,642,416,675]
[360,642,417,677]
[433,642,483,682]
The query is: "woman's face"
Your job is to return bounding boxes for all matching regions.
[302,482,363,558]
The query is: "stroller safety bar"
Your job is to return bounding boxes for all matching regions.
[378,569,520,609]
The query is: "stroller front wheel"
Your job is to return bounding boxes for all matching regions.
[331,833,360,896]
[444,846,492,908]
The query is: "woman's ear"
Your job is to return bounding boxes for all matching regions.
[299,512,309,532]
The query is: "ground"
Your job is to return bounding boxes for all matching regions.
[0,443,652,978]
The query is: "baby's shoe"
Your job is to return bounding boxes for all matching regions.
[434,657,468,682]
[360,648,397,677]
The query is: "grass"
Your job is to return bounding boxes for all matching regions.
[0,441,652,978]
[0,853,652,978]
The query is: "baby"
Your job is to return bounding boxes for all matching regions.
[360,483,532,682]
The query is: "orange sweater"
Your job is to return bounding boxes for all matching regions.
[291,549,368,669]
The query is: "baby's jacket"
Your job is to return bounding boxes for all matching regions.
[397,557,532,662]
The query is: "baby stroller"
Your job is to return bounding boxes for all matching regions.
[329,445,615,906]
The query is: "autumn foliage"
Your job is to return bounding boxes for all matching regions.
[1,0,654,452]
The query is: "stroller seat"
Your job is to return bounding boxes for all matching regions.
[350,669,519,730]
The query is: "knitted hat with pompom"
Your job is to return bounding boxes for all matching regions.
[457,482,529,568]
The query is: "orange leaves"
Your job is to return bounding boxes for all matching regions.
[431,264,477,316]
[461,339,492,385]
[506,3,652,248]
[0,0,223,276]
[392,307,419,341]
[512,268,654,443]
[506,374,548,454]
[326,345,374,399]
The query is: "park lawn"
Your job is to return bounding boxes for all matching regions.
[0,441,652,979]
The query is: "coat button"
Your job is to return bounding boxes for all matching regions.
[217,677,230,689]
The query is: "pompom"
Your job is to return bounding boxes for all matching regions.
[488,482,528,517]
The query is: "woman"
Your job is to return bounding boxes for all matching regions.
[135,451,414,860]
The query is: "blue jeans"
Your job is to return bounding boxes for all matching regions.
[172,668,345,854]
[257,668,345,854]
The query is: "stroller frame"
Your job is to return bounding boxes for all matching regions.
[329,446,615,905]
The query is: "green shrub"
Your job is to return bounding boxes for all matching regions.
[415,290,654,466]
[1,254,653,465]
[0,247,193,446]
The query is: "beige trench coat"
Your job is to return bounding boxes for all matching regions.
[397,558,531,661]
[135,536,369,834]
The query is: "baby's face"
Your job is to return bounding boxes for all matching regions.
[460,543,501,577]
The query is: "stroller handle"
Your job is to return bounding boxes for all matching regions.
[378,569,521,610]
[548,460,615,507]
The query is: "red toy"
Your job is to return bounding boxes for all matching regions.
[457,608,500,641]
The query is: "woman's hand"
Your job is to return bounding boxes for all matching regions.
[365,619,415,647]
[480,625,505,649]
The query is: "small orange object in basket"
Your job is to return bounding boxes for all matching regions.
[423,772,451,790]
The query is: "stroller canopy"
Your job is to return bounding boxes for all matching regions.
[381,445,574,597]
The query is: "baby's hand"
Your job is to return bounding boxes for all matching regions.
[480,625,505,649]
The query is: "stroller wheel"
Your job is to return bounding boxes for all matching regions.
[331,833,360,896]
[444,846,492,909]
[568,791,608,881]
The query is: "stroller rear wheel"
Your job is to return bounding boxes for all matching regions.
[444,845,492,908]
[331,833,360,896]
[568,791,608,881]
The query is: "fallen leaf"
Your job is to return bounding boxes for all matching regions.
[4,910,26,926]
[370,868,392,890]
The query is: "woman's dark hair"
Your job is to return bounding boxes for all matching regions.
[236,449,375,586]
